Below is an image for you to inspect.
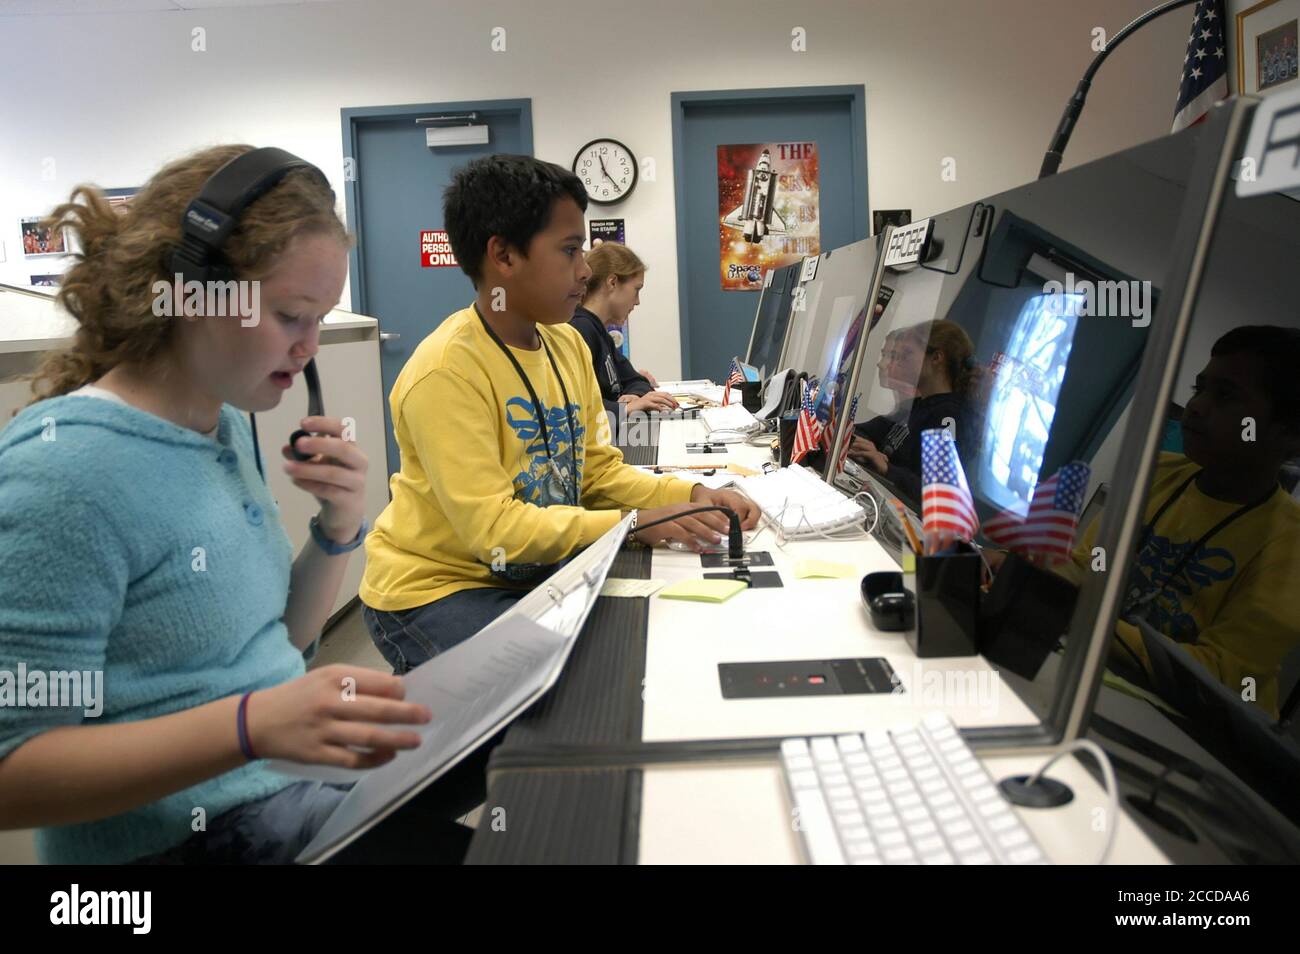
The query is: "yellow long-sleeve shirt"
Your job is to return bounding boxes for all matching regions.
[1066,453,1300,718]
[360,306,693,610]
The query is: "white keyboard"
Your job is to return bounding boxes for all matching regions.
[701,403,761,434]
[780,714,1049,865]
[737,464,866,537]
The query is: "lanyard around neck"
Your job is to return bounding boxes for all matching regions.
[474,303,578,505]
[1135,468,1275,598]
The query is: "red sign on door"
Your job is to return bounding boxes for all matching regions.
[421,230,458,268]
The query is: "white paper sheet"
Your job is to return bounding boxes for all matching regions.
[657,379,714,394]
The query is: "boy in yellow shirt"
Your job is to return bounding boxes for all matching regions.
[360,155,758,672]
[1064,325,1300,719]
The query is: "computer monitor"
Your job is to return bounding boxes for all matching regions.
[776,238,876,385]
[1069,100,1300,857]
[835,100,1300,859]
[894,100,1300,858]
[744,261,801,380]
[831,102,1273,739]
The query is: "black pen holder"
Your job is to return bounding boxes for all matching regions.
[737,380,763,413]
[978,551,1080,680]
[778,415,797,467]
[904,542,981,658]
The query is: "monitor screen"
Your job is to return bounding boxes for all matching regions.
[778,238,876,383]
[976,289,1082,514]
[840,208,1151,519]
[745,262,801,379]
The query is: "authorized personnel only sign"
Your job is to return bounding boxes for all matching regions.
[421,230,458,267]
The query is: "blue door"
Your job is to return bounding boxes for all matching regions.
[672,87,867,380]
[342,100,533,477]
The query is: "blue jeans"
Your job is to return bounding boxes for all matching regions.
[363,587,525,674]
[130,781,353,865]
[128,736,497,865]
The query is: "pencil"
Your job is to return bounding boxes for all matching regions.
[891,498,923,556]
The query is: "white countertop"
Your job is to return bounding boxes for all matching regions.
[0,286,376,354]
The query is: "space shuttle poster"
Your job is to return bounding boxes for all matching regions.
[716,141,820,291]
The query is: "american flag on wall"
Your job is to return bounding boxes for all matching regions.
[1172,0,1229,133]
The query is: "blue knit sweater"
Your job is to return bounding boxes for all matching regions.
[0,395,309,864]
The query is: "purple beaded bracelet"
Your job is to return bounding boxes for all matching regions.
[236,692,258,761]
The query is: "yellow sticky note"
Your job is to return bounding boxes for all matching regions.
[658,579,748,603]
[600,578,667,598]
[794,559,856,579]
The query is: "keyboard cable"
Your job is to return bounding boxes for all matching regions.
[1018,738,1119,865]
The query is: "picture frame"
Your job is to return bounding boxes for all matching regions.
[19,216,67,258]
[103,186,139,216]
[1236,0,1299,94]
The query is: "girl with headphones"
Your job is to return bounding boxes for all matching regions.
[0,145,465,864]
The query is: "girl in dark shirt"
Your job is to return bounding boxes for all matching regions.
[850,319,981,501]
[570,243,678,415]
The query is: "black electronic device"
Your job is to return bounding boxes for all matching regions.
[704,569,782,588]
[1036,0,1198,178]
[860,571,916,632]
[718,657,900,699]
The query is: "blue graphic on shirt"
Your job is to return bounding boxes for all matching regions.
[487,395,586,584]
[1126,532,1237,641]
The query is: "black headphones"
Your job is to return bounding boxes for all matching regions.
[169,146,331,468]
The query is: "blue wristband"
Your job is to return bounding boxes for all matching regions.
[309,515,368,555]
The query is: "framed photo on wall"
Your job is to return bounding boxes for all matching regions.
[19,217,66,258]
[1236,0,1299,94]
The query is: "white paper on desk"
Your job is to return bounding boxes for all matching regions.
[672,384,725,405]
[756,369,791,419]
[657,379,713,395]
[684,473,740,489]
[277,515,632,863]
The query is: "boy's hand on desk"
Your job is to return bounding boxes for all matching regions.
[282,415,369,544]
[622,391,679,412]
[634,502,731,550]
[690,485,760,530]
[248,665,431,769]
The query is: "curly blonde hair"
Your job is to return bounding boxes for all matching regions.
[20,144,348,411]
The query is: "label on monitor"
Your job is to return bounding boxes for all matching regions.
[763,268,774,289]
[1236,84,1300,198]
[883,217,932,267]
[800,254,821,283]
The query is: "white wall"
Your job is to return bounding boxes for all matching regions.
[0,0,1196,379]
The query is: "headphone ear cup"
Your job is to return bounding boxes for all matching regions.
[207,260,235,284]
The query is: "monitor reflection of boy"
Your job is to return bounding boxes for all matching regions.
[1066,326,1300,719]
